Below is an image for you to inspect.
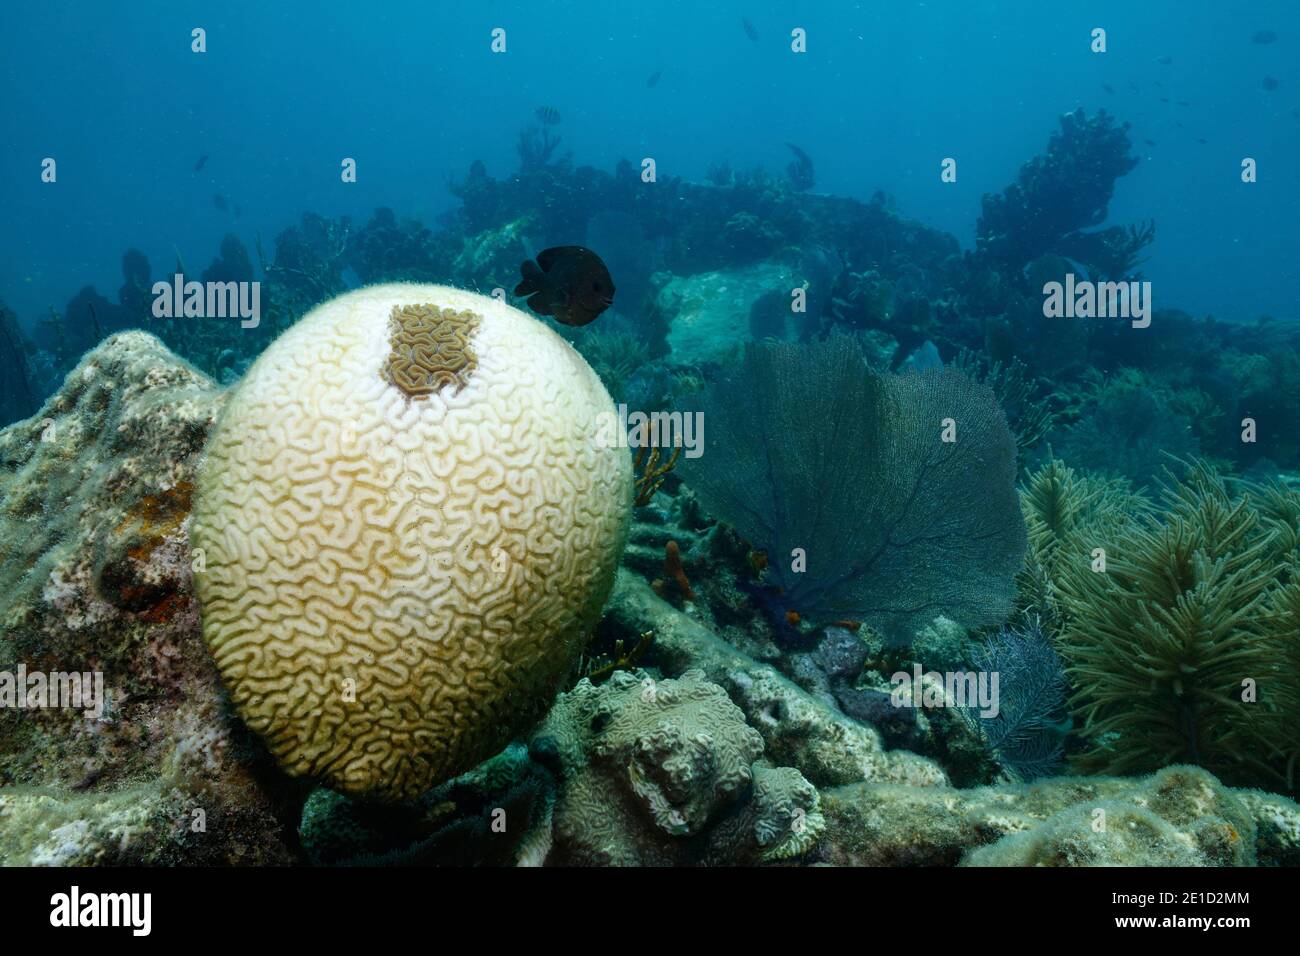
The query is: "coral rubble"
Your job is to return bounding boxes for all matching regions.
[821,765,1277,867]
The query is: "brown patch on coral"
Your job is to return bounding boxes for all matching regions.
[664,540,695,601]
[384,303,481,399]
[133,590,189,624]
[99,480,195,618]
[120,481,192,548]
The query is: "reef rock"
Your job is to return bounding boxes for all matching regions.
[0,332,298,864]
[1235,788,1300,867]
[656,261,799,366]
[820,765,1271,867]
[604,571,949,789]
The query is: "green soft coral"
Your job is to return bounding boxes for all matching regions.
[1022,459,1300,791]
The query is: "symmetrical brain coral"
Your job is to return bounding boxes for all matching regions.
[191,283,632,801]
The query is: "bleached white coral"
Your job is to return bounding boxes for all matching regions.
[192,284,632,800]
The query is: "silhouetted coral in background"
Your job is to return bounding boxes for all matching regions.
[347,206,449,284]
[1053,370,1199,488]
[200,233,255,286]
[975,108,1141,274]
[118,248,153,321]
[784,143,815,192]
[0,300,36,424]
[262,211,351,306]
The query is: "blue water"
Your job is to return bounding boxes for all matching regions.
[1,0,1297,329]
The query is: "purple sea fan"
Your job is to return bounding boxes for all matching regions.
[683,336,1027,639]
[960,620,1069,781]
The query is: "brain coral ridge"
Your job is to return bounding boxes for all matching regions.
[191,284,632,801]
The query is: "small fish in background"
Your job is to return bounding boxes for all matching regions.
[1196,137,1209,144]
[742,18,759,42]
[784,143,815,192]
[647,70,661,88]
[1263,75,1279,91]
[1160,96,1170,103]
[1252,29,1278,45]
[515,245,616,327]
[535,105,561,126]
[212,193,243,220]
[193,154,209,172]
[1144,139,1157,147]
[1177,100,1190,106]
[1156,55,1173,65]
[1102,83,1115,94]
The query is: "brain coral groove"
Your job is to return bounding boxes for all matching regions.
[192,284,631,800]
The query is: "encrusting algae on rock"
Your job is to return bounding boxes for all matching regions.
[0,332,297,864]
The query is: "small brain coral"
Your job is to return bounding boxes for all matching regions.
[551,670,764,838]
[191,284,632,801]
[530,669,824,865]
